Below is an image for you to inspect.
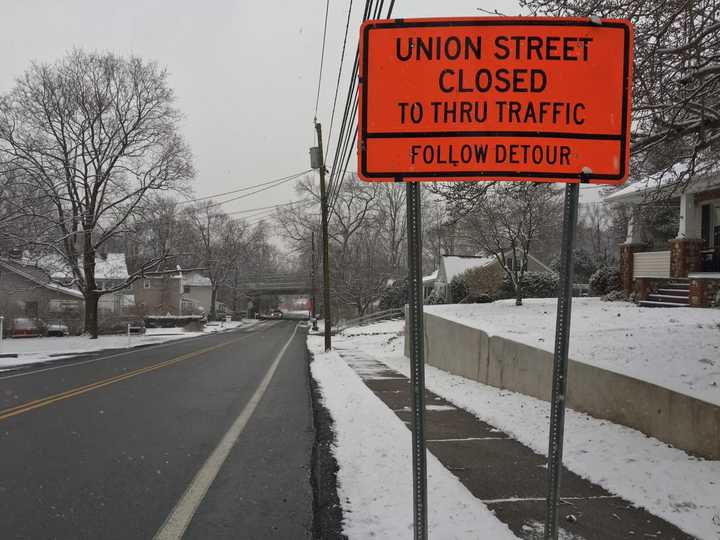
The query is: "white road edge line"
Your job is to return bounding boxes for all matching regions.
[153,323,300,540]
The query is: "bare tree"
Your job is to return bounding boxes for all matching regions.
[521,0,720,185]
[375,184,407,273]
[0,50,193,337]
[463,183,562,305]
[184,202,247,320]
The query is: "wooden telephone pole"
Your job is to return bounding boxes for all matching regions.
[311,121,332,350]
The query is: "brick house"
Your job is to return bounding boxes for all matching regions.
[0,257,84,333]
[606,173,720,307]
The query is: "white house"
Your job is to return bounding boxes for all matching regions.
[431,253,553,302]
[606,171,720,307]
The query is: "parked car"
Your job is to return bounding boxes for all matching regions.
[10,318,45,338]
[127,320,146,335]
[46,320,70,337]
[270,309,284,319]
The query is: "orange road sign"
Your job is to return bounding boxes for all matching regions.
[357,17,634,184]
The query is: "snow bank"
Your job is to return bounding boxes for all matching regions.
[426,299,720,405]
[308,336,518,540]
[342,320,720,540]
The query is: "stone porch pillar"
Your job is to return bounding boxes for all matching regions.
[620,209,644,295]
[670,239,703,278]
[620,243,643,295]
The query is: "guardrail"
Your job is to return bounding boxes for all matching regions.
[333,307,404,334]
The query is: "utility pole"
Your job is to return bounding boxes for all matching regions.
[311,121,332,350]
[311,231,318,331]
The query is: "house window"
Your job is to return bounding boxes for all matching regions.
[144,280,151,289]
[183,285,191,293]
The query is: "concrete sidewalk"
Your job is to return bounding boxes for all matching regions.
[336,347,695,540]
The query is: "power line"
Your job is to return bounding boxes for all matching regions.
[190,171,308,210]
[204,172,309,209]
[325,0,369,207]
[314,0,331,119]
[324,0,354,161]
[225,199,314,217]
[178,170,312,206]
[326,0,397,213]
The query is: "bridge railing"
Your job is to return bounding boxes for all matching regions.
[333,307,405,335]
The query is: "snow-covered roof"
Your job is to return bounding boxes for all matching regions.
[0,258,83,299]
[605,168,720,204]
[36,252,129,281]
[422,270,438,285]
[94,253,129,280]
[440,255,495,283]
[183,272,211,287]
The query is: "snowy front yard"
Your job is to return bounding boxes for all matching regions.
[316,317,720,540]
[427,298,720,405]
[0,319,257,371]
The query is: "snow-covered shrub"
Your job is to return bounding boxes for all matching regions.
[449,274,468,303]
[550,248,598,283]
[425,290,445,305]
[497,271,559,300]
[602,289,628,302]
[378,278,408,310]
[589,265,622,296]
[463,263,504,298]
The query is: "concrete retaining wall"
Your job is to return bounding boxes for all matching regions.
[406,311,720,460]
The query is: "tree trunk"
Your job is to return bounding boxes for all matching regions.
[84,291,100,338]
[515,279,523,306]
[83,237,99,337]
[209,286,218,320]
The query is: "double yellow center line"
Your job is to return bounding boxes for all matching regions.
[0,335,248,423]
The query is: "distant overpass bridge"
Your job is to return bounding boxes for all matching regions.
[237,273,312,296]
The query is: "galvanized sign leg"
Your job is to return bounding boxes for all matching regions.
[544,181,580,540]
[405,180,428,540]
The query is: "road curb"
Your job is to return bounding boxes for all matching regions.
[307,349,347,540]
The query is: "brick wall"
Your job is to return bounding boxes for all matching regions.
[670,239,703,278]
[689,278,720,307]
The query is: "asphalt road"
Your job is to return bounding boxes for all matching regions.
[0,320,314,540]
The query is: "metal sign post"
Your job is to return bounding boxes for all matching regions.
[405,180,428,540]
[543,179,581,540]
[356,16,634,540]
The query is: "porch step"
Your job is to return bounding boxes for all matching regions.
[656,288,689,297]
[647,294,690,304]
[665,281,690,289]
[639,300,688,308]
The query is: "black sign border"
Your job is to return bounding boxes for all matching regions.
[359,18,632,182]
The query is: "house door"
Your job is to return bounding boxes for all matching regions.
[700,203,720,271]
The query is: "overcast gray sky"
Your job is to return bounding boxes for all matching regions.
[1,0,521,217]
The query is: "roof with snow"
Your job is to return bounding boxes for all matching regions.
[422,270,438,285]
[36,252,129,282]
[605,168,720,204]
[0,258,83,299]
[438,255,495,284]
[183,272,211,287]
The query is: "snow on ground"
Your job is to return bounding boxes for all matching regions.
[0,319,258,370]
[426,298,720,405]
[308,335,518,540]
[335,320,720,540]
